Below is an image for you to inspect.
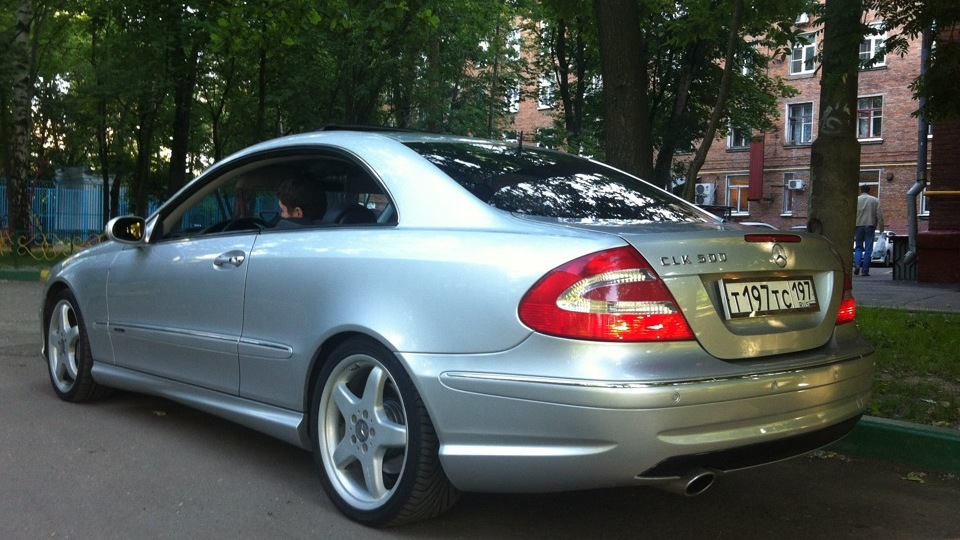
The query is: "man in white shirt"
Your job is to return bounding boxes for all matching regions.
[854,184,884,276]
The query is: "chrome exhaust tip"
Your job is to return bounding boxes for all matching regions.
[654,469,717,497]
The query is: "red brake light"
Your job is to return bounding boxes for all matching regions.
[836,271,856,324]
[744,233,801,243]
[519,247,694,341]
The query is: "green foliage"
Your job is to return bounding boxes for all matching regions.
[4,0,896,213]
[868,0,960,121]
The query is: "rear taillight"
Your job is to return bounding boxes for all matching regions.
[836,271,856,324]
[518,247,694,341]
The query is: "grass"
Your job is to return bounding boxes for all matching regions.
[857,306,960,429]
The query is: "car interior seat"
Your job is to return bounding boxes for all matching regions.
[319,202,377,225]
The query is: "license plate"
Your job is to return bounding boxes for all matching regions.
[718,277,819,319]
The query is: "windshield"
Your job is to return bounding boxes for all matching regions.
[405,141,710,224]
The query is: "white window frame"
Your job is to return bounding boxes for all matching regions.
[857,95,883,140]
[786,102,814,144]
[860,22,886,69]
[726,174,750,216]
[859,169,881,193]
[790,34,816,75]
[538,75,555,110]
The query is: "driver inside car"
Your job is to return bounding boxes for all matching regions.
[274,174,327,228]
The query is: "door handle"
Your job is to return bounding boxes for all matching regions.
[213,251,246,267]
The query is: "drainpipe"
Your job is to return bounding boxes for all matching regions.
[905,27,933,265]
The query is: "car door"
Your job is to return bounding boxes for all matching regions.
[105,170,271,394]
[106,234,254,393]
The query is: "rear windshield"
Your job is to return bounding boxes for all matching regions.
[405,141,709,223]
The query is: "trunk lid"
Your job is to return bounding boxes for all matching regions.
[616,226,845,359]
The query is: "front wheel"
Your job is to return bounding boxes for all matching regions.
[311,338,459,526]
[45,290,111,402]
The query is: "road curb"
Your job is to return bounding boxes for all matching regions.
[828,416,960,474]
[0,267,45,282]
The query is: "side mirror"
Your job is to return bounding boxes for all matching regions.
[106,216,146,244]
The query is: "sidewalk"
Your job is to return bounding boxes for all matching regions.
[852,266,960,313]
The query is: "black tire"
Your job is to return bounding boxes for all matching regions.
[311,338,459,526]
[45,290,111,402]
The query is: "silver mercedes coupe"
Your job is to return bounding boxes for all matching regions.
[41,129,874,526]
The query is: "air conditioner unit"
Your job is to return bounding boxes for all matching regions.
[787,179,805,190]
[796,13,809,24]
[695,184,715,205]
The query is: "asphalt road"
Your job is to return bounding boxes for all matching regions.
[2,280,959,539]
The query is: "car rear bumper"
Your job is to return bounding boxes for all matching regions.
[402,346,873,493]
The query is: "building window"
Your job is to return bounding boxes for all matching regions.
[786,102,814,144]
[860,22,886,69]
[857,96,883,139]
[538,75,555,110]
[728,126,751,149]
[782,172,807,215]
[859,169,881,193]
[505,85,520,113]
[726,175,750,215]
[790,34,816,75]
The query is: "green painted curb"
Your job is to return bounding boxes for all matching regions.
[828,416,960,474]
[0,267,44,281]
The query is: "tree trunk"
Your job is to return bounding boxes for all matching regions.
[808,0,863,272]
[132,104,159,216]
[594,0,652,179]
[7,0,33,241]
[256,46,267,142]
[655,39,706,190]
[683,0,744,201]
[553,16,589,151]
[168,43,201,197]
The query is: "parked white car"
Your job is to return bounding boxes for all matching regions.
[855,230,895,266]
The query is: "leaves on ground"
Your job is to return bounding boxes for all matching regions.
[901,471,926,483]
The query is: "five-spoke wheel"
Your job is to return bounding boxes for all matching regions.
[312,338,458,526]
[45,290,110,402]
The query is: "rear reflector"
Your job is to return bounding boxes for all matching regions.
[518,247,695,341]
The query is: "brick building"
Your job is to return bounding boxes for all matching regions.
[693,14,930,237]
[917,24,960,283]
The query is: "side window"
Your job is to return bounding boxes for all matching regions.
[314,165,394,226]
[163,175,265,238]
[160,155,394,240]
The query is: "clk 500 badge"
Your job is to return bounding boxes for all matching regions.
[660,253,728,266]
